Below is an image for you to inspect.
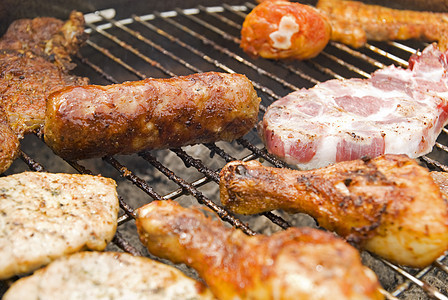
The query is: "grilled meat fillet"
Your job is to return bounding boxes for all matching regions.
[3,251,216,300]
[136,200,383,300]
[317,0,448,49]
[0,12,88,173]
[0,172,119,279]
[0,11,88,71]
[0,50,89,137]
[44,72,260,161]
[260,44,448,170]
[240,0,331,60]
[219,154,448,268]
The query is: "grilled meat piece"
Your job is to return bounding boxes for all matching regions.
[0,172,119,279]
[260,44,448,170]
[136,200,384,300]
[316,0,448,49]
[0,111,19,173]
[0,50,89,137]
[219,154,448,268]
[0,12,88,173]
[44,72,260,161]
[3,251,216,300]
[0,11,88,70]
[431,171,448,198]
[240,0,331,60]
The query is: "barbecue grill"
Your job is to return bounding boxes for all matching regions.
[1,0,448,299]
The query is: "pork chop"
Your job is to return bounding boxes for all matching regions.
[0,172,119,279]
[260,43,448,169]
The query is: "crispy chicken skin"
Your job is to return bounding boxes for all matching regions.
[219,154,448,268]
[0,11,88,70]
[0,172,119,279]
[44,72,260,161]
[136,200,383,300]
[240,0,331,60]
[317,0,448,49]
[3,251,216,300]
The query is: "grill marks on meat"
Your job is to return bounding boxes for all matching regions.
[3,251,216,300]
[260,44,448,170]
[0,12,88,173]
[0,172,119,279]
[316,0,448,49]
[136,200,384,300]
[44,72,260,161]
[219,154,448,268]
[0,11,88,71]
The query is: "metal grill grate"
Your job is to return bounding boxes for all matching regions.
[2,2,448,299]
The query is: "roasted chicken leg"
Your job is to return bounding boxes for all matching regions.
[136,200,384,300]
[219,154,448,268]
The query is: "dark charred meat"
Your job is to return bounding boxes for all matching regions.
[219,154,448,268]
[0,11,88,71]
[136,200,384,300]
[44,72,260,161]
[317,0,448,49]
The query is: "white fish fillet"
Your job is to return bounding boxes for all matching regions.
[3,251,216,300]
[0,172,119,279]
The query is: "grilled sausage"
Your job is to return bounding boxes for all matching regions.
[44,72,260,160]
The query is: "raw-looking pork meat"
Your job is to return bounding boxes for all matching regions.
[259,44,448,169]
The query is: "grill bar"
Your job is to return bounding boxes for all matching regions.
[81,5,448,299]
[80,5,448,298]
[3,3,446,299]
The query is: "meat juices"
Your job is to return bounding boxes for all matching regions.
[260,44,448,169]
[44,72,260,160]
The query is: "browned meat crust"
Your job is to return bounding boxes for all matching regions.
[0,111,19,173]
[317,0,448,49]
[0,11,88,173]
[219,154,448,268]
[0,11,88,71]
[44,72,260,161]
[136,200,383,300]
[0,50,89,137]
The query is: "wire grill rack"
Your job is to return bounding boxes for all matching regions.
[2,2,448,299]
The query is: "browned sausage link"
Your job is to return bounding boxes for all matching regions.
[44,72,260,160]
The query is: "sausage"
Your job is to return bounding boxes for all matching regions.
[240,0,332,60]
[43,72,260,160]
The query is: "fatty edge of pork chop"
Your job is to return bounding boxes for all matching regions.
[0,172,119,279]
[3,251,216,300]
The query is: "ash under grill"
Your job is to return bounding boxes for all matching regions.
[1,2,448,299]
